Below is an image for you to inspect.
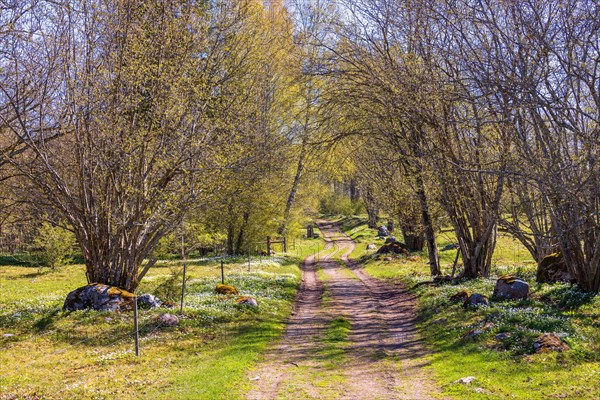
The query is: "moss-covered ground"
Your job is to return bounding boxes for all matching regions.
[338,215,600,400]
[0,235,324,399]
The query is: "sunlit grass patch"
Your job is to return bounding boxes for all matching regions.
[0,242,308,399]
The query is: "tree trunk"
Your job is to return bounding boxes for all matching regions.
[402,230,425,252]
[227,224,235,256]
[279,143,306,236]
[415,173,440,275]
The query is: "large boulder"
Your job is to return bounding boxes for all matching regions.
[63,283,135,312]
[537,252,573,284]
[377,225,390,237]
[493,276,529,300]
[533,333,569,353]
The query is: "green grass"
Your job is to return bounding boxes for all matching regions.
[0,242,314,399]
[337,216,600,399]
[321,316,351,369]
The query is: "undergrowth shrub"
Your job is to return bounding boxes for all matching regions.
[152,268,190,302]
[32,222,76,269]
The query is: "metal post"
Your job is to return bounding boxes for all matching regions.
[266,236,271,257]
[134,296,140,357]
[180,261,187,314]
[221,259,225,284]
[283,237,287,253]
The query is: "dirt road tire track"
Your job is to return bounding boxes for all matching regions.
[246,221,440,399]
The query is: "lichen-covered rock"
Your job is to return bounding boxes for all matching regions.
[537,252,573,284]
[366,243,377,250]
[216,284,239,295]
[236,296,258,307]
[137,293,162,309]
[63,283,135,312]
[493,276,529,300]
[155,313,179,327]
[449,290,470,303]
[385,236,397,244]
[463,293,489,308]
[533,333,569,353]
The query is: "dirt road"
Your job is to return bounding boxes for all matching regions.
[246,221,440,399]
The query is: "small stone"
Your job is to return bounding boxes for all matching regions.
[384,257,393,261]
[385,236,396,244]
[377,225,390,237]
[366,244,377,250]
[236,296,258,307]
[137,293,162,309]
[3,334,15,338]
[533,333,569,353]
[455,376,476,385]
[463,293,489,308]
[482,322,496,330]
[496,333,511,341]
[155,313,179,327]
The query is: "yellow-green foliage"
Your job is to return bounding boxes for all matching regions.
[106,285,136,299]
[216,284,239,295]
[498,275,517,284]
[449,290,470,302]
[32,222,76,269]
[539,252,563,268]
[235,296,255,304]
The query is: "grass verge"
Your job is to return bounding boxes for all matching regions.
[0,246,309,399]
[337,216,600,400]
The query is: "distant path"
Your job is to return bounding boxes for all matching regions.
[246,220,440,399]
